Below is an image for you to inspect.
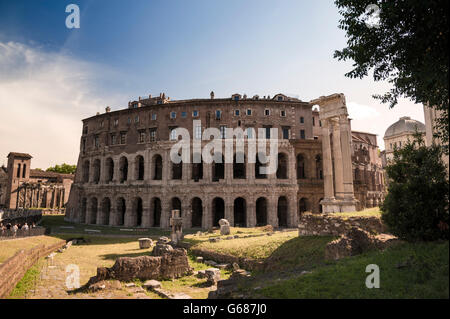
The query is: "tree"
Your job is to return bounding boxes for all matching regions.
[334,0,449,154]
[46,163,77,175]
[381,134,449,241]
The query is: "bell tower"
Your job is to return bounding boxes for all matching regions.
[5,152,32,209]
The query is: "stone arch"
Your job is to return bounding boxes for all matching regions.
[151,197,162,227]
[277,196,288,227]
[119,156,128,183]
[116,197,126,226]
[234,197,247,227]
[212,197,225,226]
[171,197,182,215]
[80,197,87,223]
[152,154,163,180]
[212,154,225,181]
[256,197,268,226]
[191,197,203,228]
[297,154,306,179]
[299,197,308,216]
[233,153,246,179]
[318,198,324,213]
[255,152,267,179]
[276,153,288,179]
[105,157,114,182]
[135,155,145,181]
[100,197,111,225]
[93,159,101,184]
[82,160,90,183]
[133,197,143,226]
[89,197,98,224]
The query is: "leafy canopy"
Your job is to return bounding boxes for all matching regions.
[46,163,76,175]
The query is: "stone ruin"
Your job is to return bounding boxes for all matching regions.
[219,218,230,235]
[87,236,193,285]
[170,209,183,244]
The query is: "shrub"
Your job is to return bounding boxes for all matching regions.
[381,134,449,241]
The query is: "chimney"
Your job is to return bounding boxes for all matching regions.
[210,91,215,99]
[105,106,111,113]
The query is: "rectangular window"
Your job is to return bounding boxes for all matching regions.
[170,127,178,141]
[220,126,226,139]
[114,119,119,127]
[246,127,253,139]
[265,109,270,116]
[135,115,139,123]
[127,117,131,124]
[82,138,86,153]
[94,135,99,148]
[216,110,222,120]
[111,134,117,145]
[100,121,104,128]
[235,110,240,116]
[83,126,88,134]
[280,110,286,117]
[139,131,146,143]
[170,111,176,119]
[132,103,138,108]
[195,125,202,140]
[181,111,187,118]
[152,113,157,121]
[312,117,315,126]
[282,127,290,139]
[300,130,306,140]
[246,109,252,116]
[300,117,304,124]
[319,120,322,127]
[149,128,157,142]
[192,110,199,117]
[120,132,126,144]
[264,126,271,139]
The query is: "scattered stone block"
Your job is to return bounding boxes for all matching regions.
[138,238,153,249]
[196,256,204,263]
[124,282,136,288]
[220,225,231,236]
[216,264,229,270]
[205,260,217,267]
[232,262,240,271]
[205,268,221,286]
[152,243,174,256]
[196,270,206,279]
[143,280,162,290]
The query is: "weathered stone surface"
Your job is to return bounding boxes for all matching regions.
[89,248,193,283]
[196,270,206,279]
[218,219,230,227]
[152,243,174,256]
[138,238,153,249]
[205,268,221,286]
[143,279,162,290]
[158,236,171,244]
[220,225,231,236]
[196,256,204,263]
[324,227,399,260]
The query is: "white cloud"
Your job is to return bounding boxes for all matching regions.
[346,101,380,120]
[0,41,124,169]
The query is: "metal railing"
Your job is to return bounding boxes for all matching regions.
[0,227,46,241]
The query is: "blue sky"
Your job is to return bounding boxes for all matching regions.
[0,0,425,168]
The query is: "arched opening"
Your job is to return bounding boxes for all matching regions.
[172,154,182,180]
[277,196,288,227]
[152,198,161,227]
[256,197,267,226]
[89,197,98,224]
[82,160,90,183]
[212,154,225,181]
[234,197,246,227]
[135,155,145,180]
[212,197,225,226]
[134,197,143,226]
[276,153,288,179]
[105,158,114,183]
[80,197,87,223]
[116,197,126,226]
[233,153,246,179]
[297,154,306,179]
[192,153,203,182]
[171,197,182,215]
[318,198,323,213]
[93,159,101,184]
[315,155,323,180]
[119,157,128,183]
[255,153,267,179]
[153,154,163,180]
[101,197,111,225]
[191,197,203,228]
[299,198,308,218]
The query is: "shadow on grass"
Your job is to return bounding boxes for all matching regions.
[100,250,154,261]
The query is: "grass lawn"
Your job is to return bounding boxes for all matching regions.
[0,236,64,264]
[326,207,382,219]
[246,240,449,299]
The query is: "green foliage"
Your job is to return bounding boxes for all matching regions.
[46,163,76,174]
[381,134,449,241]
[334,0,449,153]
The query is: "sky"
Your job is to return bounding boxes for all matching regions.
[0,0,425,169]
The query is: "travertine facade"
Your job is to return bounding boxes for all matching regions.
[65,92,385,229]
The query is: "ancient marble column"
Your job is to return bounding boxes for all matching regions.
[321,120,335,200]
[246,199,256,228]
[339,114,356,199]
[331,118,345,199]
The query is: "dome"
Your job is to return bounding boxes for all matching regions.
[384,116,426,139]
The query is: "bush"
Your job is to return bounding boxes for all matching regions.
[381,135,449,241]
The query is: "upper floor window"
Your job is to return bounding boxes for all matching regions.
[127,117,132,124]
[83,126,88,134]
[319,120,322,127]
[300,130,306,140]
[17,164,21,178]
[170,127,178,141]
[264,126,271,139]
[170,111,176,119]
[152,113,157,121]
[192,110,199,118]
[120,132,127,144]
[265,109,270,116]
[138,130,146,143]
[282,127,290,139]
[149,128,157,142]
[246,127,254,139]
[216,110,222,120]
[246,109,252,116]
[100,121,104,128]
[195,125,202,140]
[300,117,305,124]
[220,126,226,139]
[113,119,119,127]
[277,96,283,101]
[134,115,139,123]
[235,110,240,116]
[94,135,100,148]
[312,117,316,126]
[181,111,187,118]
[132,103,138,108]
[280,110,286,117]
[111,134,117,145]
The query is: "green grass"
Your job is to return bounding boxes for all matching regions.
[326,207,381,219]
[0,236,65,264]
[247,240,449,299]
[9,260,43,298]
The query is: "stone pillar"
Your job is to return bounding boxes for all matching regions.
[160,199,170,228]
[144,152,151,182]
[331,119,345,199]
[142,198,151,227]
[225,197,234,226]
[109,203,116,226]
[321,120,335,200]
[124,198,135,227]
[202,198,212,230]
[339,114,356,200]
[288,196,298,227]
[162,151,169,186]
[268,196,278,228]
[96,199,102,225]
[182,200,191,229]
[246,198,256,228]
